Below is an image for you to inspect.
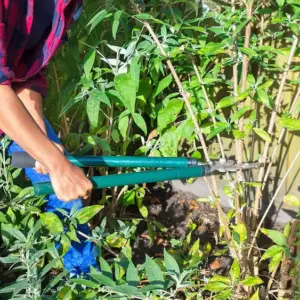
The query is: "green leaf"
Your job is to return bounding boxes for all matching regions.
[119,116,129,140]
[207,122,228,140]
[253,128,271,143]
[154,74,173,97]
[58,286,72,300]
[269,251,283,272]
[280,118,300,131]
[240,47,258,58]
[134,113,147,135]
[0,281,29,294]
[12,168,22,179]
[73,205,103,224]
[164,249,180,277]
[283,222,291,238]
[241,276,263,287]
[276,0,285,7]
[283,194,300,207]
[160,127,178,157]
[204,282,229,292]
[112,11,122,40]
[99,257,113,279]
[40,258,60,278]
[87,92,101,128]
[183,26,206,33]
[215,289,232,300]
[109,286,143,298]
[40,212,64,235]
[115,73,136,114]
[230,260,240,283]
[261,245,284,261]
[209,275,231,284]
[216,96,234,109]
[232,130,246,140]
[130,56,141,91]
[8,228,27,242]
[261,228,287,246]
[106,233,127,248]
[10,185,22,194]
[83,49,96,77]
[145,255,164,285]
[0,255,20,264]
[70,278,99,289]
[230,107,249,123]
[126,262,139,287]
[86,135,111,153]
[257,88,271,108]
[90,272,116,287]
[157,99,183,132]
[232,222,247,244]
[87,10,111,33]
[135,13,154,20]
[250,289,260,300]
[176,119,194,141]
[44,270,69,293]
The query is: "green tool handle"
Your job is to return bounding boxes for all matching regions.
[12,152,199,169]
[34,166,211,196]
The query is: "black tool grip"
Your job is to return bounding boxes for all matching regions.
[12,152,36,168]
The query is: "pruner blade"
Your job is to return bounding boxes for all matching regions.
[209,158,263,173]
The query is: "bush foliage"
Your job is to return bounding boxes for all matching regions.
[0,0,300,299]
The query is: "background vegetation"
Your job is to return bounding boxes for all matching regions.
[0,0,300,299]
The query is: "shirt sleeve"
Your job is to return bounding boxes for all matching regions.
[11,71,48,97]
[0,21,14,85]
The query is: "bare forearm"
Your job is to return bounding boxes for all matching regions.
[16,88,47,134]
[0,86,66,171]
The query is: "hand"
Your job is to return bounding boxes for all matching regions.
[35,142,64,174]
[49,158,93,202]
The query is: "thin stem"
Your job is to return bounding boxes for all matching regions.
[131,2,239,259]
[192,60,226,159]
[236,0,254,182]
[53,63,69,138]
[77,230,118,257]
[262,88,300,189]
[253,37,299,220]
[248,149,300,258]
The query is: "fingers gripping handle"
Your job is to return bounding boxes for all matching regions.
[12,152,36,168]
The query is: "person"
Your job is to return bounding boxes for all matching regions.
[0,1,97,274]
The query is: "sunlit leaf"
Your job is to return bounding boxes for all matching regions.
[145,255,164,285]
[261,245,284,261]
[157,99,183,132]
[283,194,300,207]
[253,128,271,143]
[261,228,287,246]
[83,50,96,77]
[73,205,104,224]
[40,212,64,236]
[112,11,122,40]
[115,73,136,114]
[280,118,300,131]
[241,276,263,287]
[154,74,173,97]
[126,262,139,287]
[164,249,180,277]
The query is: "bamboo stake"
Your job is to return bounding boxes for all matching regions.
[253,37,299,221]
[236,0,254,182]
[248,149,300,258]
[262,88,300,190]
[131,1,239,259]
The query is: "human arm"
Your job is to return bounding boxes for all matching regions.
[0,85,92,201]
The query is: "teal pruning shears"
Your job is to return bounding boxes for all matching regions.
[12,153,262,196]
